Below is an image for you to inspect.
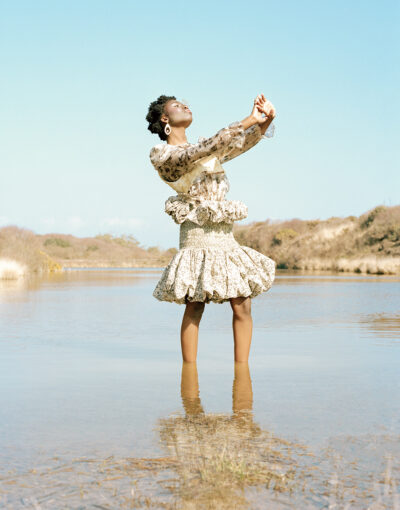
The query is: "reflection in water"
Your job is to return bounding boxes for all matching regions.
[359,313,400,341]
[0,364,398,509]
[156,363,399,509]
[0,274,43,300]
[0,268,163,303]
[156,362,314,508]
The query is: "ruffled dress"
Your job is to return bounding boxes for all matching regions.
[149,120,276,304]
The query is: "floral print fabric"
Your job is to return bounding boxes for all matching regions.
[149,119,276,304]
[149,120,275,182]
[152,220,276,304]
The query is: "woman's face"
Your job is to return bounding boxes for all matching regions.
[162,99,192,128]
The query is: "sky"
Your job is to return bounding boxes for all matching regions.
[1,0,399,250]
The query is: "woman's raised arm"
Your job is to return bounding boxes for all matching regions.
[150,118,257,182]
[219,121,275,164]
[149,95,273,182]
[219,95,276,164]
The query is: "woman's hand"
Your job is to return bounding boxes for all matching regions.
[252,94,276,125]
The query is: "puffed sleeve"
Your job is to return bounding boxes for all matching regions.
[219,121,276,164]
[149,121,247,182]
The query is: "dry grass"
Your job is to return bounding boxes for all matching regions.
[38,230,177,268]
[0,258,28,280]
[0,225,177,276]
[234,204,400,275]
[0,226,60,278]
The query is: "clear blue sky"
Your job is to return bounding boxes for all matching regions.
[1,0,399,250]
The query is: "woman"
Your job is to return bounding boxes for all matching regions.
[146,94,276,363]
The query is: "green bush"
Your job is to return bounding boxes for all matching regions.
[272,229,298,246]
[95,233,140,247]
[386,224,400,242]
[366,223,400,245]
[276,262,289,269]
[306,220,319,230]
[360,206,386,229]
[44,237,71,248]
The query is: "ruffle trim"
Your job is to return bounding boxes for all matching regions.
[165,195,248,226]
[262,121,275,138]
[153,245,276,304]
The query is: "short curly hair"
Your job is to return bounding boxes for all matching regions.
[146,94,177,141]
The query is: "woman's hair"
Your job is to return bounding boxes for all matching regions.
[146,94,176,141]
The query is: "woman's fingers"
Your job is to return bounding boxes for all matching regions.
[256,98,276,118]
[254,95,276,119]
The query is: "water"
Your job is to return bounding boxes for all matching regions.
[0,269,399,508]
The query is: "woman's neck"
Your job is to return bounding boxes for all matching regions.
[167,126,188,146]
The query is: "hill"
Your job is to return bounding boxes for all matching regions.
[0,227,176,279]
[234,204,400,274]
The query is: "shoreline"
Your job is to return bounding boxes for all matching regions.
[57,263,400,276]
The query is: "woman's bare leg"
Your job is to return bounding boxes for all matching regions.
[230,296,253,362]
[180,301,206,362]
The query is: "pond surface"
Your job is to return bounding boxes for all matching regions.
[0,269,399,508]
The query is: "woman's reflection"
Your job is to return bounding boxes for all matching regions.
[157,361,310,508]
[180,361,254,419]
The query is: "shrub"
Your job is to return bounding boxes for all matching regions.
[386,224,400,242]
[276,262,289,269]
[113,235,140,247]
[95,233,140,247]
[86,245,99,252]
[147,246,161,254]
[95,233,114,242]
[360,206,386,229]
[306,220,319,230]
[272,229,299,246]
[44,237,71,248]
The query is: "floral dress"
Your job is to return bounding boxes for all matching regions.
[149,120,276,304]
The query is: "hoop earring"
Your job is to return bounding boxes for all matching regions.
[164,123,171,136]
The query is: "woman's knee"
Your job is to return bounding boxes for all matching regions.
[185,301,206,320]
[230,296,252,318]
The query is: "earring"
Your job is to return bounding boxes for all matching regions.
[164,123,171,136]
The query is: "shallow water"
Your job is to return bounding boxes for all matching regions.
[0,269,399,508]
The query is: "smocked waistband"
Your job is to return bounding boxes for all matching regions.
[179,220,239,250]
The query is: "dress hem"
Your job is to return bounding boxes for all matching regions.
[152,288,272,305]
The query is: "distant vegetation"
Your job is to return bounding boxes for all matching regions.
[0,204,399,279]
[0,226,176,279]
[234,204,400,275]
